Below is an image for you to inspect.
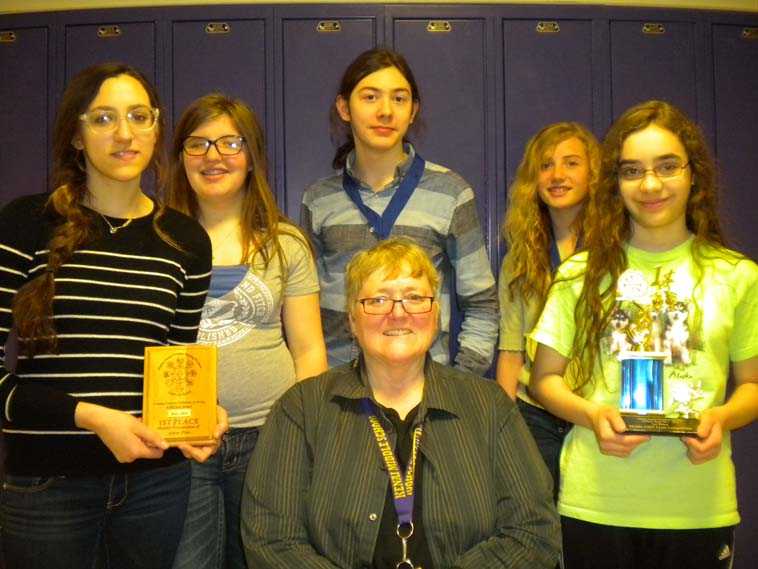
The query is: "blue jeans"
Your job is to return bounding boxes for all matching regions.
[172,427,259,569]
[517,398,571,503]
[0,460,191,569]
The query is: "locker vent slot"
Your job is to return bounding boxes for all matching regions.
[742,28,758,40]
[642,23,665,35]
[205,22,231,35]
[536,21,560,34]
[97,25,122,38]
[317,21,341,33]
[427,21,452,33]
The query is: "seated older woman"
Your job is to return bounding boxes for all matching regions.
[241,238,560,569]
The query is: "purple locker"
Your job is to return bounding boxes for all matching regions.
[713,24,758,262]
[610,19,697,120]
[0,26,49,202]
[392,16,493,248]
[65,21,156,83]
[171,19,268,129]
[502,17,596,243]
[278,14,377,218]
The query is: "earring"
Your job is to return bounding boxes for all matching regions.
[75,150,87,173]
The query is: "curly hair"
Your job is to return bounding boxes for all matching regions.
[12,63,169,357]
[570,99,728,393]
[167,93,309,271]
[501,122,600,309]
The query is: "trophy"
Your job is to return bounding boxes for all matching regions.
[143,345,218,445]
[614,270,700,436]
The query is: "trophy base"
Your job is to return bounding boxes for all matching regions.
[621,412,699,436]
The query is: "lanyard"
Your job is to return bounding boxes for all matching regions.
[342,154,425,240]
[361,398,423,569]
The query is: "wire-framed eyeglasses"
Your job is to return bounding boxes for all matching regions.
[618,160,690,182]
[79,106,159,134]
[357,295,434,315]
[182,135,246,156]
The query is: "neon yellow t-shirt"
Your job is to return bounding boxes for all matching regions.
[531,237,758,529]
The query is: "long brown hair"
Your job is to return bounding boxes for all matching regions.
[570,100,728,392]
[330,48,422,170]
[501,122,600,309]
[12,63,168,357]
[167,93,307,269]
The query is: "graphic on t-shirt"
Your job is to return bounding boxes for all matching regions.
[199,271,274,347]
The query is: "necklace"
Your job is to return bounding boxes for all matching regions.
[100,213,133,234]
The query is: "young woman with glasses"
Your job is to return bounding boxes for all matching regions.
[530,100,758,568]
[0,63,224,569]
[301,47,498,376]
[167,93,327,569]
[497,122,600,500]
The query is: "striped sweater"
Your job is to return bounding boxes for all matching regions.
[301,145,499,376]
[0,193,211,475]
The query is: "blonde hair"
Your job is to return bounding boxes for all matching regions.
[345,237,439,311]
[501,122,600,307]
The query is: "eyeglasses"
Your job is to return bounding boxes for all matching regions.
[182,135,246,156]
[618,160,690,182]
[79,106,159,134]
[357,295,434,315]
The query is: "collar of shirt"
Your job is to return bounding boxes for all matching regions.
[329,354,463,423]
[344,143,417,194]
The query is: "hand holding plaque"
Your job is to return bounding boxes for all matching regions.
[143,345,218,445]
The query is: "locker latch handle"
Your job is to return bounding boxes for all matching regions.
[536,21,560,34]
[97,25,122,38]
[205,22,231,35]
[427,21,452,33]
[642,23,665,35]
[317,21,341,33]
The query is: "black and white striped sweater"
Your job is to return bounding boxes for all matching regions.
[0,193,211,475]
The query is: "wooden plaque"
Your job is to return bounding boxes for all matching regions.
[143,345,217,445]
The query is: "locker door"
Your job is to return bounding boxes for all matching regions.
[0,26,49,202]
[172,19,268,129]
[610,20,697,120]
[502,18,595,233]
[65,21,156,83]
[713,24,758,260]
[392,16,493,247]
[278,13,377,217]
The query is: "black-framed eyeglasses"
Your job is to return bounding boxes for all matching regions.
[357,295,434,315]
[182,135,246,156]
[79,106,159,134]
[617,160,690,182]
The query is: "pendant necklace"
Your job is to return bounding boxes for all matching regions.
[100,213,133,234]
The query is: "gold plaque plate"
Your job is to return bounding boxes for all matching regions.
[621,412,698,436]
[143,345,217,445]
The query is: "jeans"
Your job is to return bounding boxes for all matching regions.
[517,398,571,503]
[0,460,191,569]
[172,427,259,569]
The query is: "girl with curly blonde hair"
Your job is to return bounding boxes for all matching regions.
[531,100,758,568]
[497,122,600,497]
